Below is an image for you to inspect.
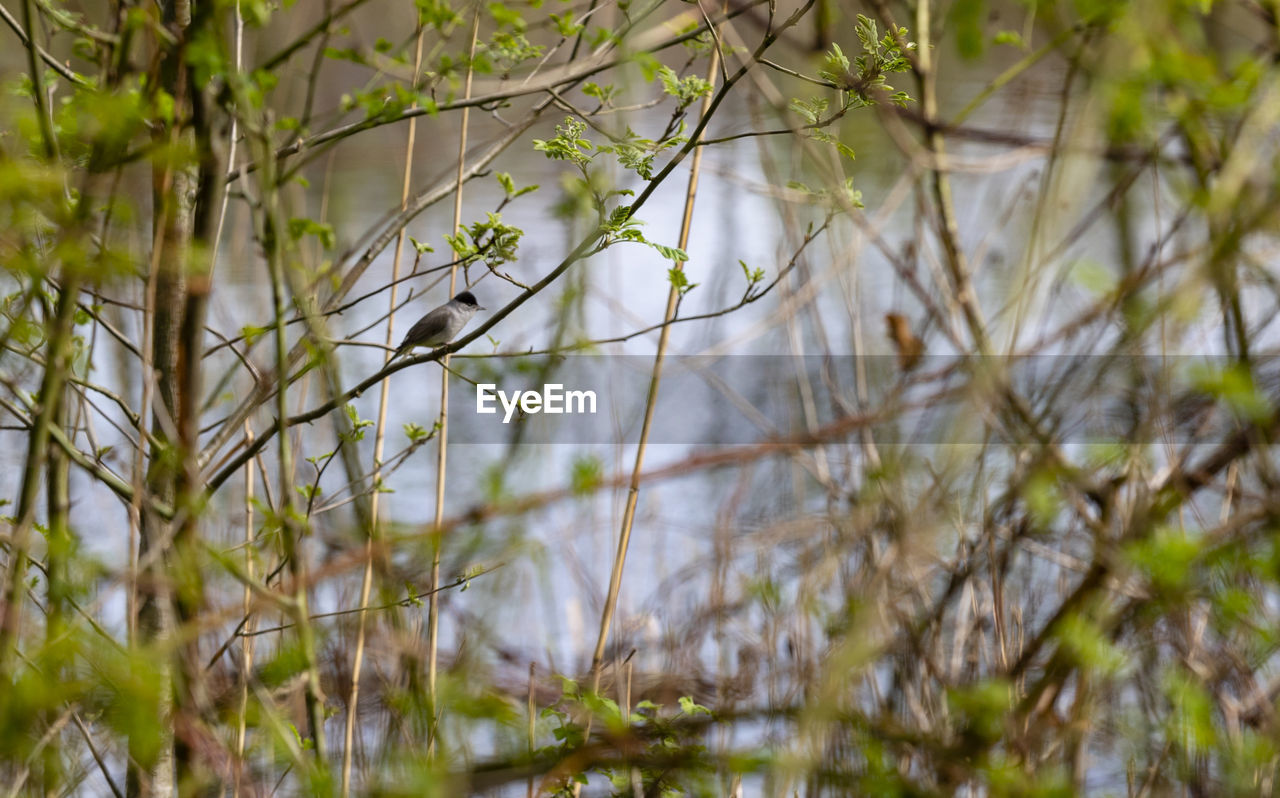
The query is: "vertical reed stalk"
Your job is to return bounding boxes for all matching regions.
[212,0,243,268]
[527,662,536,798]
[127,249,154,655]
[572,25,725,797]
[0,276,81,679]
[44,366,71,791]
[223,12,248,786]
[231,428,255,798]
[913,0,986,350]
[426,5,481,752]
[625,658,641,798]
[341,17,427,795]
[45,378,70,647]
[40,312,72,796]
[260,136,328,763]
[585,16,724,699]
[130,2,200,789]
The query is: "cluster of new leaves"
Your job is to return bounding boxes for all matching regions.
[445,212,524,268]
[656,65,713,112]
[534,117,690,266]
[496,171,539,203]
[416,0,463,29]
[602,204,689,263]
[478,3,545,76]
[595,125,687,181]
[738,259,766,300]
[538,678,716,797]
[339,404,374,443]
[582,81,618,108]
[535,116,689,183]
[824,15,915,103]
[790,15,916,160]
[533,117,595,167]
[787,178,864,212]
[338,80,432,124]
[288,217,336,250]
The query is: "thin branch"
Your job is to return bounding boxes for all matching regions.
[341,12,427,794]
[0,0,93,88]
[428,2,482,755]
[239,568,495,637]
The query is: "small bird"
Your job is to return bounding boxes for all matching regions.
[395,290,484,357]
[884,312,924,372]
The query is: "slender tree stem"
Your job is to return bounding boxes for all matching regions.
[0,275,80,676]
[427,4,481,754]
[341,16,427,795]
[261,125,328,764]
[234,425,254,798]
[226,5,250,786]
[585,0,725,738]
[913,0,987,351]
[42,339,71,795]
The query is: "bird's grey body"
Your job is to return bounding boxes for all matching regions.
[395,291,484,356]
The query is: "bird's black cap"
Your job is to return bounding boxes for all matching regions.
[453,291,480,307]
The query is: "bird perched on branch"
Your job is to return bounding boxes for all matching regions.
[395,291,484,358]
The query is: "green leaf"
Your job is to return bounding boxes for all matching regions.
[550,11,584,36]
[488,1,526,30]
[305,450,335,466]
[1127,525,1202,593]
[667,267,697,295]
[993,30,1027,48]
[487,31,543,71]
[1189,362,1272,424]
[570,456,602,494]
[405,582,423,607]
[1023,467,1062,528]
[652,242,690,263]
[656,65,712,109]
[947,680,1012,742]
[678,696,711,715]
[810,129,856,161]
[287,217,336,249]
[582,82,616,104]
[241,324,268,345]
[632,51,662,81]
[416,0,461,28]
[324,46,367,66]
[340,404,374,443]
[821,42,851,84]
[1056,613,1127,674]
[495,171,537,199]
[532,116,593,166]
[789,96,829,125]
[949,0,987,58]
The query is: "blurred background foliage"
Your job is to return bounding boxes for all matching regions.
[3,0,1280,795]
